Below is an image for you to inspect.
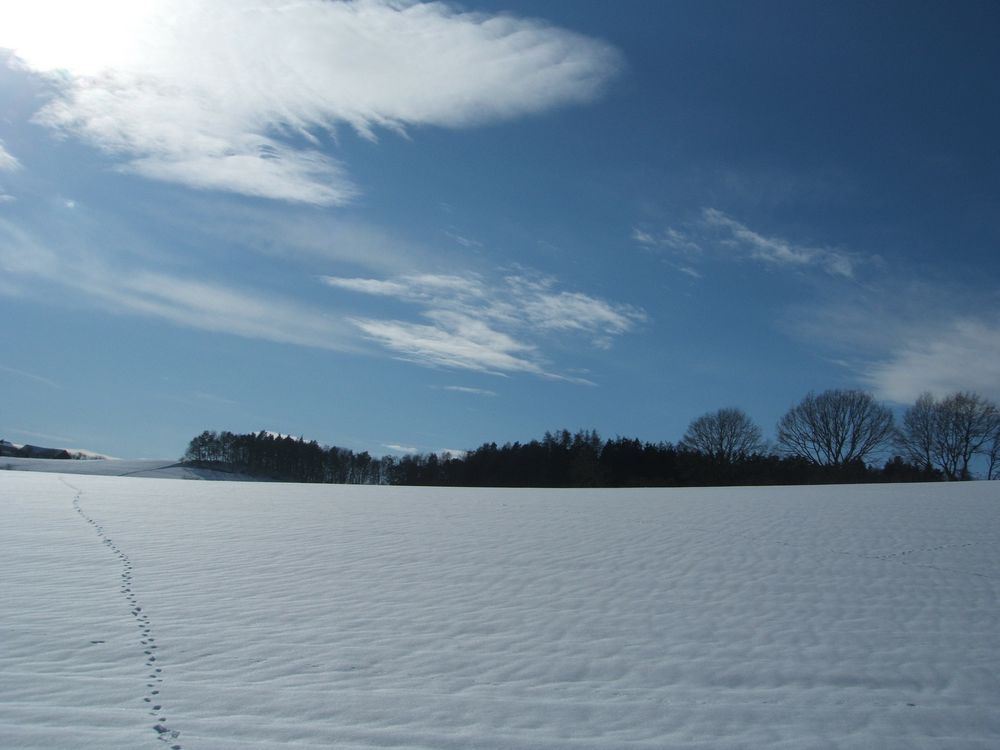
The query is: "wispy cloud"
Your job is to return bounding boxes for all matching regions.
[443,229,484,249]
[6,427,76,444]
[0,140,19,201]
[864,318,1000,403]
[382,442,419,455]
[0,218,358,352]
[325,272,644,337]
[633,208,861,279]
[100,271,359,351]
[193,391,239,407]
[0,140,20,172]
[508,276,642,337]
[0,364,60,389]
[440,385,497,397]
[1,213,640,377]
[323,277,413,297]
[325,271,645,378]
[631,226,702,256]
[701,209,857,278]
[354,313,545,376]
[325,273,484,301]
[167,200,434,274]
[1,0,621,204]
[783,277,1000,404]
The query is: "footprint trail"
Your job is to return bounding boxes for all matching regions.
[65,480,183,749]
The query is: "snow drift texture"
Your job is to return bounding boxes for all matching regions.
[1,472,998,749]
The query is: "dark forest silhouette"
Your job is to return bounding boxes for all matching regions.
[181,427,938,487]
[182,388,1000,486]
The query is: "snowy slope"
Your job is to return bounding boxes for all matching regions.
[1,473,998,749]
[0,456,255,480]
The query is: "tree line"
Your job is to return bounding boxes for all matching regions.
[0,440,74,460]
[687,389,999,481]
[183,430,394,484]
[182,389,1000,486]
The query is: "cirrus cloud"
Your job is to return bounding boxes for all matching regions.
[0,140,19,202]
[701,209,857,278]
[440,385,497,397]
[0,140,20,172]
[325,271,646,379]
[864,318,1000,404]
[0,0,622,204]
[0,216,358,352]
[633,208,862,279]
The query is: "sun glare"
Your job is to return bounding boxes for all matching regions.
[0,0,158,76]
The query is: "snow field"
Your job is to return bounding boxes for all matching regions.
[1,473,998,748]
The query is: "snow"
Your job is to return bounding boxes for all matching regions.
[1,473,998,749]
[0,456,255,480]
[64,449,118,460]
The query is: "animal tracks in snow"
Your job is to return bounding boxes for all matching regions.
[65,480,183,749]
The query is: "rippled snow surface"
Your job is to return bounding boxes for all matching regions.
[1,473,998,749]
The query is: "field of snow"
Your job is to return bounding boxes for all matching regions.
[1,473,998,749]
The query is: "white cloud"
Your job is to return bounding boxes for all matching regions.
[444,230,484,249]
[169,200,433,274]
[103,271,359,351]
[505,276,644,336]
[128,148,358,206]
[382,443,419,455]
[1,211,635,376]
[781,275,1000,405]
[702,208,856,278]
[1,0,621,203]
[864,318,1000,403]
[630,228,656,246]
[782,278,943,358]
[0,217,358,352]
[0,140,21,172]
[327,273,485,301]
[353,313,544,376]
[0,140,19,202]
[441,385,497,397]
[323,277,412,297]
[631,226,702,256]
[325,272,644,338]
[634,210,862,279]
[325,270,644,378]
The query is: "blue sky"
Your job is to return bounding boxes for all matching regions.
[1,0,998,459]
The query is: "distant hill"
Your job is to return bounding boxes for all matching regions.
[0,439,74,460]
[0,452,260,480]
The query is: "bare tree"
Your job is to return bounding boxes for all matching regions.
[777,389,894,466]
[681,407,764,463]
[988,428,1000,481]
[895,392,937,471]
[932,392,1000,480]
[896,391,1000,480]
